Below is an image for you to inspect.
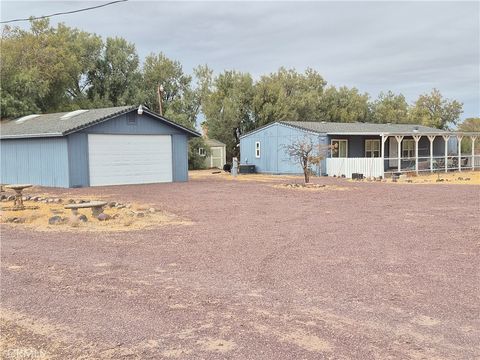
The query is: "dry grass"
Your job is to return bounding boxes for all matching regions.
[387,170,480,185]
[272,183,351,192]
[0,201,191,232]
[189,170,301,183]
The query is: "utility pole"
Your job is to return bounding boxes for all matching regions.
[157,84,164,115]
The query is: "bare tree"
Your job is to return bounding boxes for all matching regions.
[284,136,336,183]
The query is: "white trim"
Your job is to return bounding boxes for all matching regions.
[365,139,381,158]
[198,147,206,157]
[402,139,415,158]
[255,141,261,158]
[331,139,348,158]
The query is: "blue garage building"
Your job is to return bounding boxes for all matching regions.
[1,105,200,187]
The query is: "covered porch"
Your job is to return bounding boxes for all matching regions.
[326,132,480,178]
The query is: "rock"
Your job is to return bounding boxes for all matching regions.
[67,199,75,204]
[78,214,88,222]
[125,204,132,209]
[76,200,85,204]
[126,211,136,217]
[111,213,120,219]
[47,198,54,203]
[458,177,463,180]
[48,216,64,225]
[22,196,30,201]
[97,213,111,221]
[436,178,444,182]
[53,198,62,203]
[6,217,25,223]
[465,177,471,181]
[116,204,126,209]
[7,195,15,201]
[0,194,6,200]
[31,196,38,202]
[135,212,145,218]
[148,208,156,213]
[107,201,117,208]
[406,179,413,183]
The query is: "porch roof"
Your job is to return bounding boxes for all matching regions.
[281,121,449,136]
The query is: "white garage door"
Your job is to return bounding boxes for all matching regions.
[88,134,173,186]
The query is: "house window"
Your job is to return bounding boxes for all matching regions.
[402,139,415,158]
[255,141,261,158]
[365,139,380,158]
[127,112,137,125]
[198,148,206,157]
[331,139,348,158]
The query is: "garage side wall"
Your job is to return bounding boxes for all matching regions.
[172,134,188,181]
[0,137,70,187]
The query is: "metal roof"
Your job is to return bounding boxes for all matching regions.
[0,105,200,139]
[280,121,449,135]
[205,138,226,147]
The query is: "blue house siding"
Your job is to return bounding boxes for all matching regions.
[240,123,328,175]
[1,137,69,187]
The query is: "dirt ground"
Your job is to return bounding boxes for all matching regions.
[1,172,479,359]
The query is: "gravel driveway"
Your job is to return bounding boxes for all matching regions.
[1,174,479,359]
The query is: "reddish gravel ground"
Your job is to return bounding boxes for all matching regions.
[1,174,479,359]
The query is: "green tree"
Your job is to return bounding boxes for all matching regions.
[200,70,254,159]
[141,53,199,129]
[1,19,102,118]
[409,88,463,129]
[458,117,480,154]
[253,67,326,126]
[319,86,370,122]
[87,37,142,107]
[370,91,410,124]
[188,137,210,170]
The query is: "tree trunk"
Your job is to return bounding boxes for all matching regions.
[303,167,310,183]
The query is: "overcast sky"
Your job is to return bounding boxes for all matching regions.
[2,1,479,119]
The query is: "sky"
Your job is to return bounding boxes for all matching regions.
[2,1,479,119]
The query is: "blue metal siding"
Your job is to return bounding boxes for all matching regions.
[81,113,185,135]
[77,112,191,184]
[172,134,188,181]
[0,137,69,187]
[240,123,328,174]
[67,133,89,187]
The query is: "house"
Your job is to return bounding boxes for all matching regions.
[200,139,226,169]
[239,121,479,178]
[0,105,200,187]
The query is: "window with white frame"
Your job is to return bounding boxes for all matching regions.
[365,139,380,157]
[198,148,206,157]
[331,139,348,158]
[402,139,415,158]
[255,141,261,158]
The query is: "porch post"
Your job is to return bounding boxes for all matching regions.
[457,135,463,172]
[471,136,477,170]
[427,135,436,173]
[413,135,421,175]
[442,135,450,173]
[395,135,404,172]
[381,135,387,177]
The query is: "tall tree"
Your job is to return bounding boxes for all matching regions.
[409,88,463,129]
[1,19,102,118]
[141,53,198,129]
[87,37,142,107]
[319,86,370,122]
[458,117,480,153]
[201,70,254,159]
[253,67,326,126]
[370,91,410,124]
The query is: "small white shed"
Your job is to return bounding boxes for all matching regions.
[203,139,226,169]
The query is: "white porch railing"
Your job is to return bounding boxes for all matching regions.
[326,158,384,178]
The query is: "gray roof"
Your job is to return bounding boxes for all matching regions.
[281,121,448,135]
[205,138,226,147]
[0,105,200,139]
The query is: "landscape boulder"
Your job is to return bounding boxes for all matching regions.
[97,213,111,221]
[48,216,65,225]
